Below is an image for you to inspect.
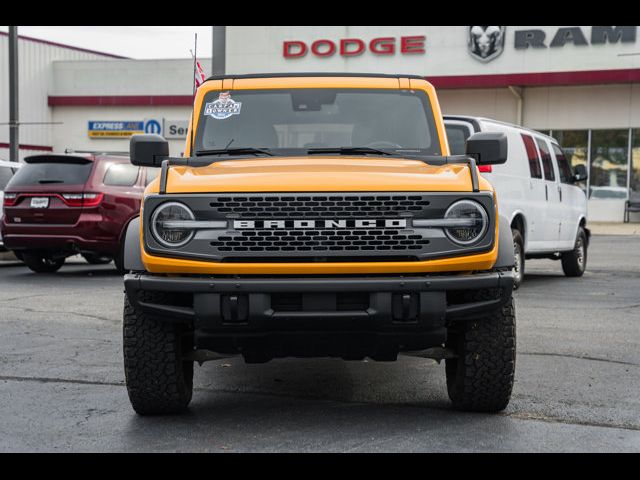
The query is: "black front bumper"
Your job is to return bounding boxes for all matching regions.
[124,271,514,358]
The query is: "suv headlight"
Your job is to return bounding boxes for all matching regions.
[444,200,488,245]
[150,202,196,248]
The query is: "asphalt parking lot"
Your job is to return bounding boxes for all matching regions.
[0,235,639,452]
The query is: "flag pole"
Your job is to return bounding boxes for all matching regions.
[189,33,198,157]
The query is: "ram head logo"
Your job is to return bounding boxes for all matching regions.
[468,26,506,63]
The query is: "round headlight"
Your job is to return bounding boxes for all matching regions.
[151,202,196,248]
[444,200,488,245]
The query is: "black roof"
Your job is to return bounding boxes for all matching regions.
[204,73,428,82]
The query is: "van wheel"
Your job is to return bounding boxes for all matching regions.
[562,227,587,278]
[123,293,194,415]
[22,253,65,273]
[445,295,516,413]
[512,229,525,290]
[82,253,113,265]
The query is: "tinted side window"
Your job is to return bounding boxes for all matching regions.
[145,168,160,186]
[103,164,140,186]
[536,139,556,181]
[445,124,472,156]
[553,144,574,184]
[521,134,542,179]
[0,166,14,190]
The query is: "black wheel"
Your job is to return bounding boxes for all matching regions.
[561,228,587,278]
[22,253,65,273]
[123,292,194,415]
[512,229,525,290]
[445,295,516,413]
[82,253,113,265]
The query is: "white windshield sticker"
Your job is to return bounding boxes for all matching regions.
[204,92,242,120]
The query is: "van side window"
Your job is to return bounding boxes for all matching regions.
[445,124,472,156]
[536,139,556,181]
[521,134,542,179]
[552,144,574,184]
[103,164,140,187]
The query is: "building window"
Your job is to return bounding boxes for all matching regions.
[589,130,629,200]
[632,130,640,199]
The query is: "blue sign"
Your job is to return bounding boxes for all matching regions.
[144,119,162,135]
[88,121,144,138]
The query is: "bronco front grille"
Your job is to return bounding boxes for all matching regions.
[142,192,496,263]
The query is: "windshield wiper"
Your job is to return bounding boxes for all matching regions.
[195,148,275,157]
[38,180,64,184]
[307,147,396,157]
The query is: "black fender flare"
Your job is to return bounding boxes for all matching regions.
[495,215,515,269]
[123,217,145,272]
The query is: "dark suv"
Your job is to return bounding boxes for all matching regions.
[1,153,158,273]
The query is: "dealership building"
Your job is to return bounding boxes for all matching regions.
[1,26,640,221]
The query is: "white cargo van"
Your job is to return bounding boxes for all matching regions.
[445,116,589,288]
[0,160,21,250]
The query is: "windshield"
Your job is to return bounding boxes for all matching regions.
[195,89,441,156]
[8,161,93,188]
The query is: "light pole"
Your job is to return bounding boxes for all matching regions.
[212,26,226,76]
[8,26,19,163]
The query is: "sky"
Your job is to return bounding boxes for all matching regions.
[1,26,214,59]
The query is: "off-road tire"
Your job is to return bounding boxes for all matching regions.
[512,229,525,290]
[22,253,65,273]
[123,293,194,415]
[445,295,516,413]
[82,253,113,265]
[561,227,587,278]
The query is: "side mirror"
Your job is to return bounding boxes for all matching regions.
[466,132,508,165]
[573,164,588,183]
[130,134,169,167]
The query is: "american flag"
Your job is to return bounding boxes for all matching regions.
[194,59,206,89]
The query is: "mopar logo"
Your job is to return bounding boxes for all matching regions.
[234,219,408,230]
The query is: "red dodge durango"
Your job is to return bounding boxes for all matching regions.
[0,153,158,273]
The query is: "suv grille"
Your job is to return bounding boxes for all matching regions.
[211,229,429,254]
[142,192,496,263]
[208,194,432,258]
[209,195,431,218]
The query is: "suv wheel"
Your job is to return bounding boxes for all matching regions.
[22,253,65,273]
[561,227,587,278]
[512,229,525,290]
[445,294,516,412]
[123,292,194,415]
[82,253,113,265]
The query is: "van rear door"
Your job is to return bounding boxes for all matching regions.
[4,155,94,226]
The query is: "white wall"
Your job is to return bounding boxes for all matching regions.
[439,88,519,124]
[52,106,192,157]
[0,34,114,154]
[225,26,640,76]
[51,58,208,96]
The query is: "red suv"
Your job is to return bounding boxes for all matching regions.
[0,153,158,273]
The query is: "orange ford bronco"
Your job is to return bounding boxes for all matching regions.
[122,74,516,415]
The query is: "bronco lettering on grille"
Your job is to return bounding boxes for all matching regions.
[233,219,408,230]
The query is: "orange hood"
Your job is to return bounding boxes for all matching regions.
[157,157,492,194]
